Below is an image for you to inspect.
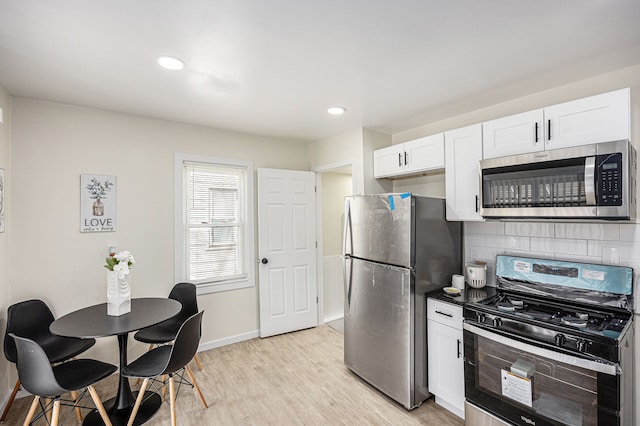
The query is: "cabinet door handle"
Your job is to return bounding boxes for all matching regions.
[435,310,453,318]
[457,339,462,358]
[475,195,479,212]
[534,122,539,143]
[547,119,552,141]
[404,151,408,166]
[398,153,402,167]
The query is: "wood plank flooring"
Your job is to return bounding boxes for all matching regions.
[3,325,464,425]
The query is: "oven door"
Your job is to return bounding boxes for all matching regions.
[464,323,622,426]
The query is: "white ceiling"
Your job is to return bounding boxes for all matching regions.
[1,1,639,143]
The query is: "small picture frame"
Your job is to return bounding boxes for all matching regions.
[80,174,116,232]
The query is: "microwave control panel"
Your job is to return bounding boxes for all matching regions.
[597,153,623,206]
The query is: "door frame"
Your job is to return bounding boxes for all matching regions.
[312,160,356,325]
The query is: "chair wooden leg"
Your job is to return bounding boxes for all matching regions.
[22,395,40,426]
[70,390,83,423]
[169,375,177,426]
[127,379,149,426]
[185,366,208,408]
[50,399,61,426]
[87,385,112,426]
[193,353,203,370]
[0,379,21,422]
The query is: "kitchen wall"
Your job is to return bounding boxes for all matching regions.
[0,84,11,407]
[9,97,308,372]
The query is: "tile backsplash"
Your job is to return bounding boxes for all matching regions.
[463,221,640,308]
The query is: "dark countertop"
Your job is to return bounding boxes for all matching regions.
[428,285,497,306]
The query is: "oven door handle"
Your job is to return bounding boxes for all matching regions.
[463,322,619,375]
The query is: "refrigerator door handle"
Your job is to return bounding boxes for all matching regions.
[343,198,353,256]
[343,256,353,310]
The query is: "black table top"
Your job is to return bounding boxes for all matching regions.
[50,297,181,339]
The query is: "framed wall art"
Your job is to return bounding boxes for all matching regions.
[80,174,116,232]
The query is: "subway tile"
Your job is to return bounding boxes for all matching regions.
[555,223,620,241]
[554,253,603,264]
[618,224,640,242]
[464,234,486,247]
[464,221,505,235]
[530,237,587,255]
[485,235,530,250]
[587,240,640,259]
[504,222,555,238]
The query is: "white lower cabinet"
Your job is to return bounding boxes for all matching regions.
[427,298,464,419]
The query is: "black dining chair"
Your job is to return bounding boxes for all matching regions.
[1,299,97,423]
[133,282,203,370]
[123,311,208,426]
[9,333,116,426]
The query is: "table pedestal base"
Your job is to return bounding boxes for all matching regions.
[83,391,162,426]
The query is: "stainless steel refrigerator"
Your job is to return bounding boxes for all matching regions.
[343,194,462,409]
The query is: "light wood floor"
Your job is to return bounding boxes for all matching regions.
[3,325,464,425]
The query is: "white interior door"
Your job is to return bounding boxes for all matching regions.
[258,168,318,338]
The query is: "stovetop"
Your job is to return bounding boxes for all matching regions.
[464,290,632,362]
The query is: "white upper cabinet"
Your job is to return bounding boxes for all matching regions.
[545,88,630,150]
[373,144,405,177]
[483,109,544,159]
[445,124,483,221]
[483,88,630,159]
[373,133,444,178]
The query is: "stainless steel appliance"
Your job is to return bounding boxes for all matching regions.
[343,194,462,409]
[479,140,636,219]
[464,255,634,426]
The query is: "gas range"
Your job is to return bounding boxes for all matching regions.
[464,290,632,362]
[463,255,635,426]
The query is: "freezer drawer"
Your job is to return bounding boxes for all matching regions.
[344,256,415,408]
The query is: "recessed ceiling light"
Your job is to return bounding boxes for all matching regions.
[327,106,346,115]
[157,56,185,70]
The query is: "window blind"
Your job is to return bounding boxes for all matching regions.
[183,161,247,284]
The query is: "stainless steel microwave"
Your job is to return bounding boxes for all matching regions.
[479,140,636,220]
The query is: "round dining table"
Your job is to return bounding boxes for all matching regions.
[50,297,181,426]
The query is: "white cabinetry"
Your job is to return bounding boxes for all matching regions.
[427,298,464,419]
[373,133,444,178]
[445,124,483,221]
[483,109,544,159]
[545,88,629,150]
[483,88,630,159]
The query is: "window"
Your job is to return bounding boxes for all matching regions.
[175,153,254,294]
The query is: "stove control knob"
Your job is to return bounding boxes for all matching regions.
[476,313,486,323]
[554,334,566,346]
[576,339,589,352]
[493,317,502,327]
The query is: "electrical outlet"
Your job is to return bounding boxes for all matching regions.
[603,247,620,265]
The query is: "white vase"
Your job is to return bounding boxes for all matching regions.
[107,270,131,316]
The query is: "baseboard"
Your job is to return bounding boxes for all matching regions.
[197,329,260,352]
[324,314,344,323]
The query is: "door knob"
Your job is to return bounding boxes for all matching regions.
[261,258,269,264]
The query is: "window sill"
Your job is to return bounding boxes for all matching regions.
[195,278,254,295]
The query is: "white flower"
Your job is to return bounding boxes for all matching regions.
[115,251,133,263]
